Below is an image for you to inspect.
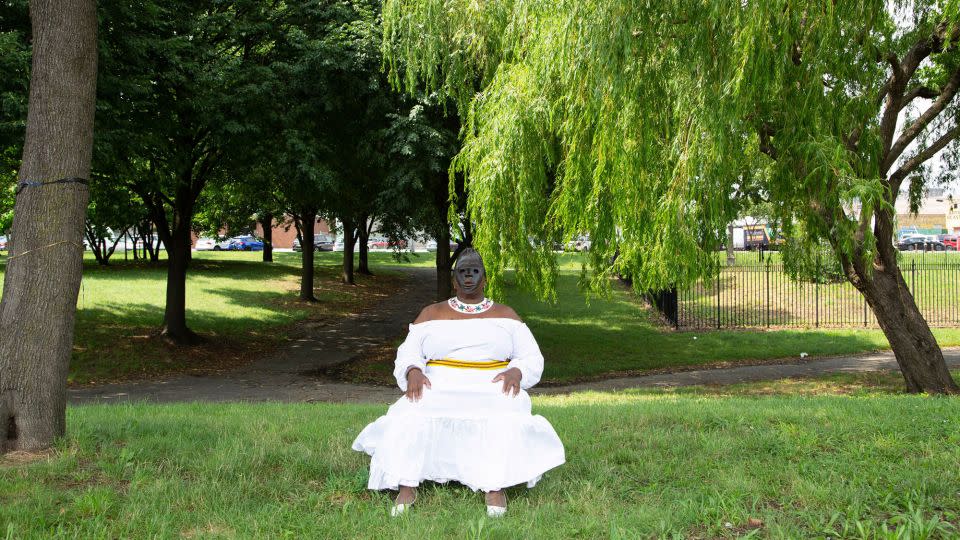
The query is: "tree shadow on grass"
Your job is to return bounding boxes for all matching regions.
[71,293,316,385]
[78,257,301,281]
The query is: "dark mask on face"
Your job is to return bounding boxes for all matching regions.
[454,248,485,295]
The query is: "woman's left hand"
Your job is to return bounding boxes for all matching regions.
[492,367,522,396]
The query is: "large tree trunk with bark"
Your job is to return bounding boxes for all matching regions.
[357,214,371,275]
[845,214,959,394]
[0,0,97,452]
[261,213,273,263]
[859,271,957,393]
[299,211,316,301]
[341,217,356,285]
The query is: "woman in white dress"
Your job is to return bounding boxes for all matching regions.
[352,248,565,517]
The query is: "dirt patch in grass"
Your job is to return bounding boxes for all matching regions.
[0,449,57,467]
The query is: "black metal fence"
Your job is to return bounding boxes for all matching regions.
[648,257,960,329]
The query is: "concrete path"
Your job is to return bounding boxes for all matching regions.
[535,349,960,395]
[68,266,960,405]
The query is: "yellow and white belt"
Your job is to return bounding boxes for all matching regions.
[426,358,510,370]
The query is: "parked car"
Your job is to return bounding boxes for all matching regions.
[368,236,408,250]
[227,235,264,251]
[316,234,335,251]
[425,239,458,252]
[194,237,217,251]
[366,235,389,249]
[938,235,959,251]
[565,234,592,252]
[211,237,234,250]
[333,237,360,252]
[0,235,7,250]
[292,234,335,252]
[897,237,948,251]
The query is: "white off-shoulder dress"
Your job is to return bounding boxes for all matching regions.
[352,318,566,492]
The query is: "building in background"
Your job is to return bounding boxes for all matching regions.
[192,215,333,249]
[253,216,333,249]
[896,188,957,237]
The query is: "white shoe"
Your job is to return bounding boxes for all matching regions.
[391,489,416,517]
[486,505,507,518]
[390,503,412,517]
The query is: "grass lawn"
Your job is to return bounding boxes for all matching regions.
[505,261,960,382]
[0,251,420,384]
[336,254,960,385]
[2,386,959,538]
[679,251,960,329]
[2,249,959,387]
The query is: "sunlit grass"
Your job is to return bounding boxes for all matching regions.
[2,249,959,385]
[336,254,960,384]
[2,392,958,538]
[501,264,960,381]
[0,251,416,384]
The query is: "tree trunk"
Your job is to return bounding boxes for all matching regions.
[148,181,202,345]
[342,217,356,285]
[104,229,123,263]
[0,0,97,452]
[436,223,453,300]
[84,223,105,265]
[158,196,201,345]
[852,254,959,395]
[139,220,159,264]
[261,213,273,263]
[161,231,196,343]
[357,214,371,275]
[299,211,316,301]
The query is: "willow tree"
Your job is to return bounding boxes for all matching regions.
[383,0,960,393]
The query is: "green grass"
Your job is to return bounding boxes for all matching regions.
[2,391,959,538]
[0,251,419,384]
[680,251,960,328]
[3,249,960,386]
[339,258,960,384]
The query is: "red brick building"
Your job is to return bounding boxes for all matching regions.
[254,215,334,249]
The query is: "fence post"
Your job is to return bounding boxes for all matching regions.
[911,259,916,295]
[815,253,820,328]
[716,269,721,329]
[670,287,679,330]
[765,259,770,327]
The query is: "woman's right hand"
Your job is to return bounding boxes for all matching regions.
[405,368,432,402]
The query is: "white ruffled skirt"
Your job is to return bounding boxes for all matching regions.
[352,367,565,492]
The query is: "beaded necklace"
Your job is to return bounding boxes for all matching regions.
[448,296,494,314]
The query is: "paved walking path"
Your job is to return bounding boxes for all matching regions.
[68,267,960,406]
[534,349,960,395]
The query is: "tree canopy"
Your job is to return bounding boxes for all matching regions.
[383,0,960,299]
